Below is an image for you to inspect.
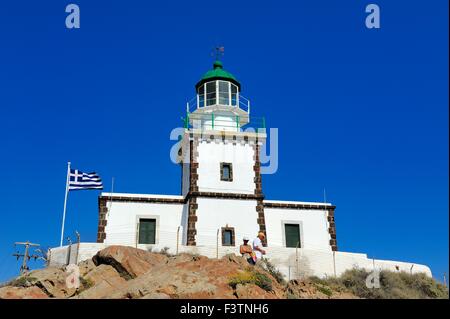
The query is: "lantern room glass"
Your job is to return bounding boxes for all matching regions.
[206,82,216,106]
[218,81,229,105]
[198,84,205,107]
[197,80,239,108]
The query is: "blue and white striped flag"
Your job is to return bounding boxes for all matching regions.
[68,169,103,190]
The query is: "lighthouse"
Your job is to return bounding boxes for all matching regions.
[179,59,268,246]
[46,57,433,280]
[95,58,338,255]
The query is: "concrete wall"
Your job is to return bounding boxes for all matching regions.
[196,140,255,194]
[49,242,432,279]
[104,199,184,247]
[102,194,333,256]
[48,243,107,267]
[265,206,331,251]
[264,247,432,279]
[195,197,260,246]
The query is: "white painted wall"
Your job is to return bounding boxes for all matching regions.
[103,195,333,252]
[264,247,432,279]
[104,199,184,250]
[193,114,240,132]
[196,140,256,194]
[265,207,331,251]
[195,198,260,246]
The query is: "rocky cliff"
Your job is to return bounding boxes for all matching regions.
[0,245,356,299]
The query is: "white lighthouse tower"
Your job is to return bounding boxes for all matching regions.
[179,59,268,246]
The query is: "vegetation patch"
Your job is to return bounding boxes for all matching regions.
[229,268,273,292]
[315,284,333,297]
[313,269,449,299]
[258,259,286,285]
[78,277,94,291]
[9,276,37,288]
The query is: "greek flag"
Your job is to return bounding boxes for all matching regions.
[68,169,103,190]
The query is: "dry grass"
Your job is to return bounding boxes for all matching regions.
[309,268,449,299]
[229,268,273,292]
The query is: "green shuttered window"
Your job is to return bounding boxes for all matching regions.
[285,224,300,248]
[139,219,156,244]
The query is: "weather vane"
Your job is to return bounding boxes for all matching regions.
[211,46,225,61]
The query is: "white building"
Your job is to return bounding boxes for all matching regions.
[50,60,432,279]
[97,60,337,253]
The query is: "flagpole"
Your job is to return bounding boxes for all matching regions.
[60,161,71,247]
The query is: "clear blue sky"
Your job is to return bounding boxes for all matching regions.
[0,0,448,282]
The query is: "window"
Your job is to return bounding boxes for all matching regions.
[199,80,239,107]
[198,84,205,107]
[138,218,156,244]
[231,84,238,106]
[218,81,230,105]
[206,81,216,106]
[285,224,301,248]
[220,162,233,181]
[221,227,235,246]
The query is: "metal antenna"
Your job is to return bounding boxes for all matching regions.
[211,46,225,61]
[12,241,40,275]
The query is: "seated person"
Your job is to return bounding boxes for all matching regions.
[239,236,255,264]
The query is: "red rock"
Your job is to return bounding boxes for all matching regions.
[92,245,168,279]
[0,286,48,299]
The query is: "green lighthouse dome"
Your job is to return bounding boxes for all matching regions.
[195,60,241,91]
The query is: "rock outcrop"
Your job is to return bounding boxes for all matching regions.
[0,286,49,299]
[0,245,357,299]
[92,245,167,279]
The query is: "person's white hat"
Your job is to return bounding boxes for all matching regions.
[243,236,249,241]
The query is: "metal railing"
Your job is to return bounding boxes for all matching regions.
[186,94,251,114]
[182,112,265,131]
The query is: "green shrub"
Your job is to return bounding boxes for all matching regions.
[229,269,273,292]
[253,272,273,292]
[312,268,449,299]
[79,277,94,290]
[316,284,333,297]
[259,259,286,285]
[309,276,328,286]
[9,276,37,288]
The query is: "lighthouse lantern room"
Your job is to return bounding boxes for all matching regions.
[186,60,252,132]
